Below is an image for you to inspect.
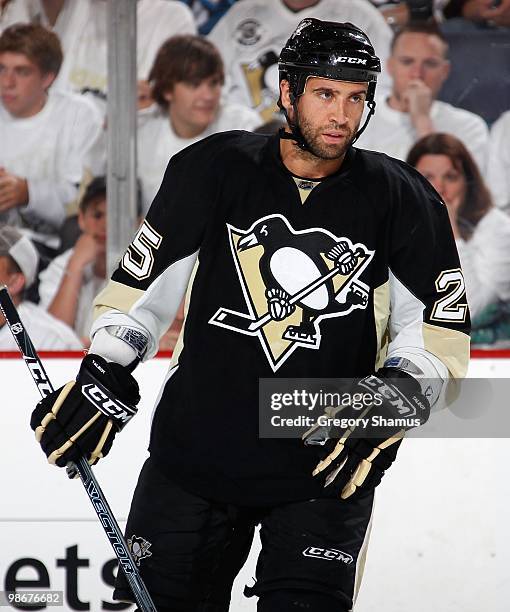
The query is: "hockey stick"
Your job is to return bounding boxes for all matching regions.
[0,285,157,612]
[210,264,345,333]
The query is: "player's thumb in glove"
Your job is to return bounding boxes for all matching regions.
[30,354,140,468]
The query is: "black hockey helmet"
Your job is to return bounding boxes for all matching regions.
[279,19,380,103]
[278,19,381,148]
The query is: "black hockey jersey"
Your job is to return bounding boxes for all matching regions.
[92,131,470,505]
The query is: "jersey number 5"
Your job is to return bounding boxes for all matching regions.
[121,221,162,280]
[431,268,468,323]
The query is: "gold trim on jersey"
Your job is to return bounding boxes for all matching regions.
[92,280,145,322]
[373,281,390,370]
[353,497,375,604]
[422,322,470,379]
[292,177,322,204]
[169,259,200,370]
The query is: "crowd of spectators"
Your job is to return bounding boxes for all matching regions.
[0,0,509,351]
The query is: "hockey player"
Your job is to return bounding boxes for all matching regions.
[31,19,470,612]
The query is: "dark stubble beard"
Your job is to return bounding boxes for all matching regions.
[296,109,357,160]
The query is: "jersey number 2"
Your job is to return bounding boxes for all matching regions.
[122,221,162,280]
[431,268,468,323]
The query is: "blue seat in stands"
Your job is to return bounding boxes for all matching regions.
[438,30,510,125]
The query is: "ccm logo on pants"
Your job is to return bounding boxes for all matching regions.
[302,547,354,564]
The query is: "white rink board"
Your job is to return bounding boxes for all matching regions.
[0,357,509,611]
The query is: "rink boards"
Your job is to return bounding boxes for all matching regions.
[0,356,508,612]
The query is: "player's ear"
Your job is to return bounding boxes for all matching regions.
[279,80,292,112]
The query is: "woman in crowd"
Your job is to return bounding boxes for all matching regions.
[407,132,510,345]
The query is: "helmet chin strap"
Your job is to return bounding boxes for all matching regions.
[278,95,377,151]
[351,99,376,145]
[278,94,309,151]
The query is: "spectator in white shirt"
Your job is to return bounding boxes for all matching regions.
[487,109,510,210]
[32,0,196,108]
[0,23,103,253]
[39,176,108,346]
[356,22,488,172]
[407,133,510,326]
[138,35,260,212]
[0,224,82,350]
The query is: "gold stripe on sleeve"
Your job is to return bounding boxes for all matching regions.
[373,280,390,370]
[422,322,470,379]
[92,280,146,322]
[169,259,200,369]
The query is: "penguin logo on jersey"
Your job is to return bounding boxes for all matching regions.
[209,214,374,371]
[128,534,152,567]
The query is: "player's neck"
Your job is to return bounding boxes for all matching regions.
[279,134,345,179]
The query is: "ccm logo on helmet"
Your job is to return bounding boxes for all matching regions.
[81,383,134,425]
[336,57,367,65]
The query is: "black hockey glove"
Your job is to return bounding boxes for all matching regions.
[30,354,140,468]
[303,369,430,500]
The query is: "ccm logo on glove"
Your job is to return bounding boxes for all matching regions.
[30,354,140,468]
[359,375,429,418]
[81,383,136,425]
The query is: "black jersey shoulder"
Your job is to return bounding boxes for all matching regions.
[170,130,271,169]
[350,148,451,253]
[352,147,446,214]
[153,130,271,207]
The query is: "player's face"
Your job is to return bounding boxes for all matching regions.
[79,197,107,251]
[294,77,367,160]
[0,52,54,118]
[388,33,450,100]
[415,154,466,206]
[165,74,223,138]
